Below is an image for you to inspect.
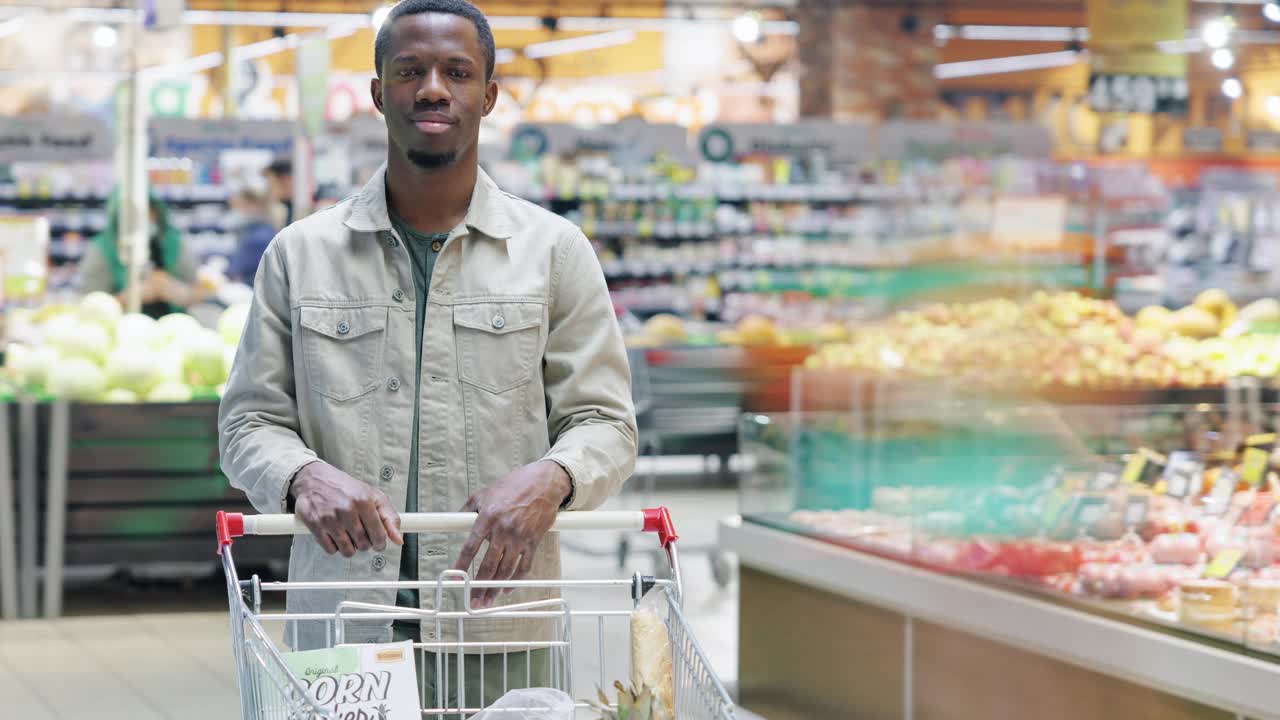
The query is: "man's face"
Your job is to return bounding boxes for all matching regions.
[372,12,497,171]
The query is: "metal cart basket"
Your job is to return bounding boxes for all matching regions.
[216,507,736,719]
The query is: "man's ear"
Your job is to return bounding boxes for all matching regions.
[482,79,498,117]
[371,77,384,115]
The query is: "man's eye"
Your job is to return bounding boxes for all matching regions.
[448,70,468,79]
[398,68,420,77]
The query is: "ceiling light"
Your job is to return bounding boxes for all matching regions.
[1222,77,1243,99]
[934,50,1083,80]
[92,24,117,49]
[732,12,762,44]
[1202,18,1232,48]
[494,48,516,65]
[523,29,637,60]
[1268,95,1280,117]
[1211,47,1235,69]
[0,15,21,38]
[370,5,391,30]
[1265,2,1280,22]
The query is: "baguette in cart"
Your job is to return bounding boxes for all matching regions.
[216,507,738,719]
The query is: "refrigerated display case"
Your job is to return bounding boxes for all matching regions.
[722,374,1280,719]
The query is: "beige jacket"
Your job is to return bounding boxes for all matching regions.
[218,165,637,650]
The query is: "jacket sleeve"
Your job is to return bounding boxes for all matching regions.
[218,234,318,513]
[541,230,638,511]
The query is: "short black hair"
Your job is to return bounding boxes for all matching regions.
[374,0,496,81]
[266,158,292,177]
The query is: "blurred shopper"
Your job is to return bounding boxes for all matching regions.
[81,189,201,319]
[227,179,281,286]
[264,157,294,225]
[218,2,637,710]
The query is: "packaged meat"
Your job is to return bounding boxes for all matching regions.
[1148,533,1201,565]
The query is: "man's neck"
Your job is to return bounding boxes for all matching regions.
[384,150,477,234]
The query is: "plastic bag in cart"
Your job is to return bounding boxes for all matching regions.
[469,688,575,719]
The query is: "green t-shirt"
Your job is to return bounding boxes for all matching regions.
[388,211,448,613]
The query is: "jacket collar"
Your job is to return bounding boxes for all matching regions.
[344,162,512,240]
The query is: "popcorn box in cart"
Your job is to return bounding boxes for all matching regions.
[282,640,419,720]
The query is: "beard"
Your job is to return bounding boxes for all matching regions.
[406,148,459,170]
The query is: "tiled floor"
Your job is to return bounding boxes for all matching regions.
[0,483,742,719]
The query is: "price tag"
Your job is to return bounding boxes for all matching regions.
[1241,447,1269,488]
[1124,496,1150,528]
[1122,448,1164,486]
[1091,468,1120,491]
[1246,433,1276,449]
[1163,451,1203,498]
[1205,469,1239,516]
[1073,496,1107,532]
[1204,549,1244,579]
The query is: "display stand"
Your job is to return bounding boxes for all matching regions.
[721,518,1280,720]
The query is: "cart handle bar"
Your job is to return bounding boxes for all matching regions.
[216,508,678,552]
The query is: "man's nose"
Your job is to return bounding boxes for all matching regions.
[415,68,451,105]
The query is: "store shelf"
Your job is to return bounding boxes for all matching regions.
[721,518,1280,719]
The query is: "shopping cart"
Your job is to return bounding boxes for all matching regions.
[216,507,737,719]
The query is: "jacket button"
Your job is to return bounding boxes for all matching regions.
[387,377,401,391]
[336,320,350,335]
[392,288,406,302]
[491,315,505,329]
[385,234,398,248]
[372,555,386,571]
[430,240,443,252]
[380,465,394,481]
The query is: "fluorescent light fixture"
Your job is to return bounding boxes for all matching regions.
[1222,77,1243,99]
[934,50,1083,80]
[524,29,637,60]
[370,5,391,30]
[1202,18,1232,48]
[960,25,1088,42]
[139,52,225,81]
[1211,47,1235,69]
[1267,2,1280,21]
[92,23,118,49]
[932,24,1089,42]
[1267,95,1280,117]
[0,14,22,39]
[732,12,763,43]
[494,48,517,65]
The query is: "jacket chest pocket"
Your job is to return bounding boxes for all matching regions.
[453,301,543,394]
[299,306,388,401]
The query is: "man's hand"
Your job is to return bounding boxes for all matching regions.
[290,462,404,558]
[454,461,572,607]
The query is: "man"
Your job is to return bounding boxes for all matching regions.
[218,0,637,710]
[264,157,294,226]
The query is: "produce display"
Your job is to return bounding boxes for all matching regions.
[781,435,1280,651]
[804,290,1280,391]
[2,292,248,402]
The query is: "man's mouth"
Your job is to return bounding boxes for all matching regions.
[411,114,455,134]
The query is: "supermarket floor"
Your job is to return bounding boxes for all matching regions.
[0,466,742,720]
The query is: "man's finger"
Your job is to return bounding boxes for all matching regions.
[331,530,357,558]
[453,525,487,572]
[358,502,388,551]
[488,548,521,604]
[349,514,373,552]
[473,543,504,608]
[376,495,404,546]
[308,523,339,555]
[460,494,479,513]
